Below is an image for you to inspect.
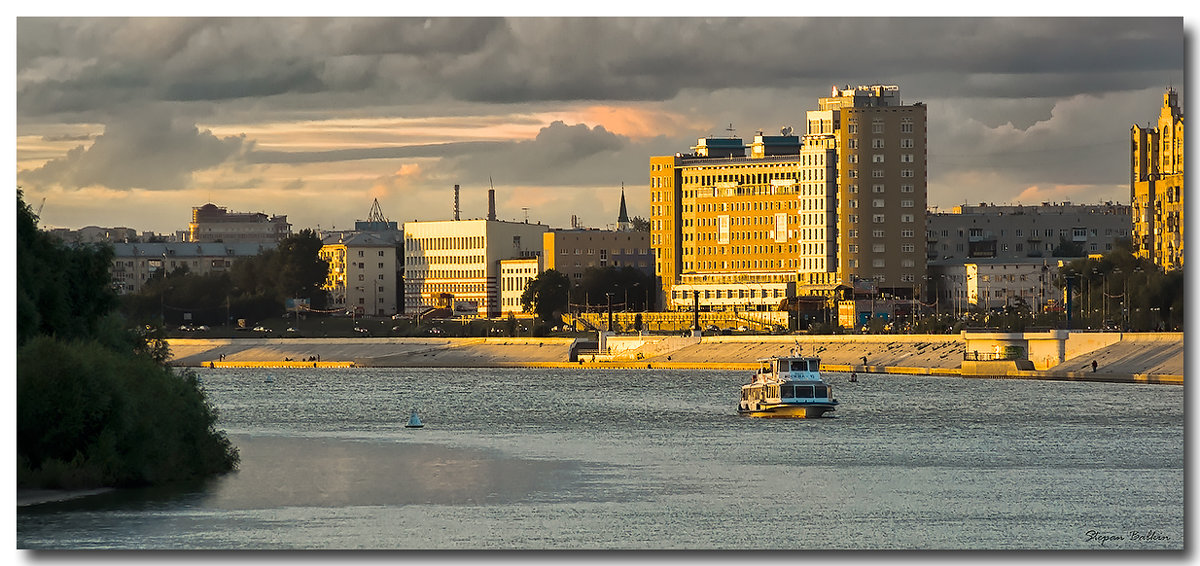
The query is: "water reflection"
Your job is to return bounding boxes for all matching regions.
[201,435,579,508]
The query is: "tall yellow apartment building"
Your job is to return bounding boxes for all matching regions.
[650,84,928,311]
[1131,87,1184,271]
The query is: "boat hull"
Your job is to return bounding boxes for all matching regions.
[738,403,836,419]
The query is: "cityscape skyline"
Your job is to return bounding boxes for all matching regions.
[15,17,1186,235]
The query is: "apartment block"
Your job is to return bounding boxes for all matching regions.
[926,202,1132,261]
[1131,87,1185,271]
[650,84,927,311]
[109,241,275,295]
[320,232,400,317]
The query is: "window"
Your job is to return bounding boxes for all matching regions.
[872,121,884,134]
[872,214,885,223]
[900,154,915,163]
[901,244,915,253]
[900,120,914,133]
[873,199,885,208]
[872,259,885,267]
[901,200,914,208]
[900,138,914,148]
[901,214,915,223]
[872,184,885,193]
[872,170,884,178]
[873,230,885,238]
[901,169,914,178]
[872,244,885,253]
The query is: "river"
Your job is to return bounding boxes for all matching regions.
[17,367,1183,550]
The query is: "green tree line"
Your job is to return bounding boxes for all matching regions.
[17,191,239,490]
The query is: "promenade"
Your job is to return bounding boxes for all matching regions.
[168,331,1183,385]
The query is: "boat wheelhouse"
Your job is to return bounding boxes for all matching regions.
[738,356,838,418]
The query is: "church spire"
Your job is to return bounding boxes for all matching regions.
[617,183,631,231]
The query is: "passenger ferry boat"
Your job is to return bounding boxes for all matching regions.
[738,356,838,418]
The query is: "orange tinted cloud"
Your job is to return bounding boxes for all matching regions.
[570,105,691,138]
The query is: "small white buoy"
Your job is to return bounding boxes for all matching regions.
[405,408,424,428]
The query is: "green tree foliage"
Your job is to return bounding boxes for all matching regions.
[17,337,238,488]
[1052,236,1086,257]
[1055,250,1183,331]
[629,215,650,232]
[16,190,239,490]
[17,194,118,347]
[520,269,570,324]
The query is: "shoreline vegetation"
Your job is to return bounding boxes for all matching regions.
[17,191,240,493]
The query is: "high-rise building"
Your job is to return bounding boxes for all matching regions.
[1131,87,1184,271]
[649,84,927,311]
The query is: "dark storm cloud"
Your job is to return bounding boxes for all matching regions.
[19,107,248,191]
[442,121,635,185]
[18,17,1184,118]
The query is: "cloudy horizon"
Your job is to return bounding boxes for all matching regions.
[15,17,1187,234]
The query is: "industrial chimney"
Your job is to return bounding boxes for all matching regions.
[454,185,460,221]
[488,188,496,221]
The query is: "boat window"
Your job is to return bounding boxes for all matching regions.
[796,385,814,398]
[809,360,820,372]
[778,361,788,373]
[791,361,807,372]
[813,385,827,398]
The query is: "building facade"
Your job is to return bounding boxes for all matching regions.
[649,84,927,311]
[403,219,547,318]
[188,203,291,244]
[926,202,1132,261]
[928,257,1066,314]
[320,233,400,317]
[542,229,653,283]
[499,257,543,316]
[1131,87,1184,271]
[109,241,275,295]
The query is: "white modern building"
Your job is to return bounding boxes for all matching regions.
[927,257,1073,314]
[403,219,548,318]
[499,257,543,316]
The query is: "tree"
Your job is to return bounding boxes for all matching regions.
[521,269,570,325]
[629,215,650,232]
[1052,236,1086,258]
[16,190,239,489]
[574,266,654,311]
[17,191,118,346]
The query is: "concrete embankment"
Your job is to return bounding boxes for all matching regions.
[168,332,1182,385]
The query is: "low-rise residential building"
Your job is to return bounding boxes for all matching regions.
[542,228,653,283]
[320,232,400,317]
[927,257,1074,314]
[109,241,275,295]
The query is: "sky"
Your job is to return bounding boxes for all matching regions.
[12,15,1189,235]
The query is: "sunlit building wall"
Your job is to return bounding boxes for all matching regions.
[650,84,927,311]
[1131,87,1185,271]
[403,219,547,318]
[320,232,399,317]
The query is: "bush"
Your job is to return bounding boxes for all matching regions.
[17,336,239,489]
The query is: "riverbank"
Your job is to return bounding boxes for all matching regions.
[167,332,1183,385]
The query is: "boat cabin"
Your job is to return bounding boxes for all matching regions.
[757,356,822,382]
